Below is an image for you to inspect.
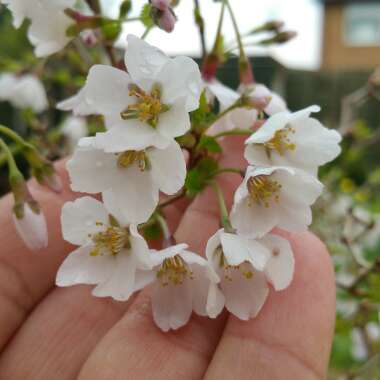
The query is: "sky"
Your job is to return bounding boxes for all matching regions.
[104,0,324,70]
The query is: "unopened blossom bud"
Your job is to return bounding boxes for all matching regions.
[24,147,62,193]
[250,20,285,35]
[150,1,177,33]
[158,8,176,33]
[259,31,298,45]
[246,95,272,111]
[12,202,48,251]
[262,20,284,32]
[239,58,254,86]
[11,177,48,251]
[151,0,171,11]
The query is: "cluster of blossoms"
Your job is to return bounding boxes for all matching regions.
[55,35,342,331]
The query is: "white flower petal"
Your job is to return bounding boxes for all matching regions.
[231,197,277,238]
[84,65,131,115]
[156,101,191,139]
[260,235,295,291]
[125,34,169,83]
[12,204,48,250]
[57,88,95,116]
[207,79,240,108]
[102,166,159,225]
[129,224,153,269]
[191,264,214,317]
[92,252,137,301]
[206,283,225,318]
[67,146,119,193]
[205,229,223,262]
[149,141,186,195]
[159,55,202,111]
[56,245,113,286]
[221,268,269,320]
[152,280,193,331]
[61,197,109,245]
[93,121,170,152]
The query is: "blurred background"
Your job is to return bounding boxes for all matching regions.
[1,0,380,378]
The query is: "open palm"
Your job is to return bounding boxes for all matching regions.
[0,135,335,379]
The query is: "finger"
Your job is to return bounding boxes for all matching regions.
[0,286,132,379]
[204,231,336,380]
[0,160,78,350]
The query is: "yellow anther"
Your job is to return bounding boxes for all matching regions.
[264,127,296,156]
[120,83,170,128]
[157,255,193,286]
[214,247,254,281]
[117,150,149,171]
[89,226,130,256]
[247,175,282,208]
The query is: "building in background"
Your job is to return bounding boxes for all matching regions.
[321,0,380,70]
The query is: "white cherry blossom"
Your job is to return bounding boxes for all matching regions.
[206,229,294,320]
[147,244,224,331]
[206,80,287,136]
[56,196,152,301]
[13,202,48,251]
[230,166,323,238]
[67,137,186,224]
[60,35,202,151]
[0,73,48,113]
[2,0,75,57]
[245,106,342,174]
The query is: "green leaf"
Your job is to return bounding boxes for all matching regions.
[185,157,218,197]
[140,4,154,28]
[197,135,222,153]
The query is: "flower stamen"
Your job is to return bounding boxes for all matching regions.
[117,150,150,171]
[247,175,282,207]
[263,126,296,156]
[89,223,130,256]
[214,247,254,281]
[120,83,170,128]
[157,255,193,286]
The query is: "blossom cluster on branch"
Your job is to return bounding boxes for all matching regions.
[0,0,342,332]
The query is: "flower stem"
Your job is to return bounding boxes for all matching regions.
[141,26,152,40]
[212,181,233,232]
[0,138,24,186]
[213,128,252,139]
[155,213,172,240]
[213,167,245,177]
[0,125,33,150]
[225,0,245,60]
[193,0,206,58]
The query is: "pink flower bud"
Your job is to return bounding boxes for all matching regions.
[151,0,171,11]
[158,8,176,33]
[12,203,48,251]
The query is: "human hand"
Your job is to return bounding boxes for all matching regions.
[0,135,335,380]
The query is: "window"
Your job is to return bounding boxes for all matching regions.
[344,2,380,46]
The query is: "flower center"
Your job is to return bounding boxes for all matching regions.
[214,247,254,281]
[263,127,296,156]
[120,83,170,128]
[247,175,282,207]
[89,222,130,256]
[117,150,150,171]
[156,255,193,286]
